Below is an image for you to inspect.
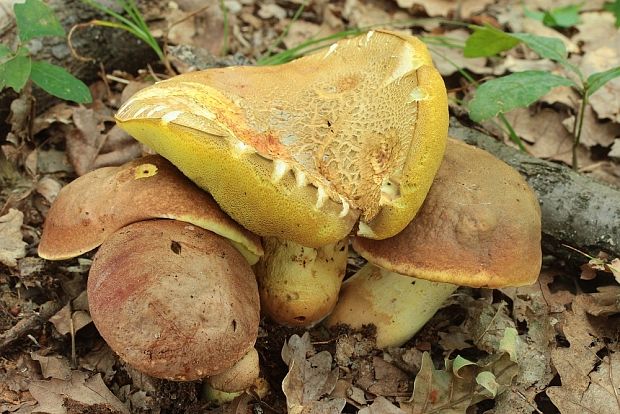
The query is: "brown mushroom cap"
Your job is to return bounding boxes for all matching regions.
[87,219,260,381]
[116,30,448,247]
[353,138,542,288]
[38,155,263,264]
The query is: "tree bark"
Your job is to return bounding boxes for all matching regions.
[449,122,620,264]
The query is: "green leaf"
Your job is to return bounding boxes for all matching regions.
[510,33,567,63]
[499,327,519,362]
[586,66,620,97]
[603,0,620,27]
[475,372,499,397]
[464,25,520,58]
[14,0,64,42]
[542,4,582,28]
[469,71,575,122]
[0,47,32,92]
[452,355,476,378]
[30,61,92,103]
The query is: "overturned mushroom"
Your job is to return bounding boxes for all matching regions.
[326,139,542,348]
[254,237,348,327]
[88,220,260,380]
[115,30,448,247]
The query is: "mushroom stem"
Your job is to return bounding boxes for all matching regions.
[325,264,457,348]
[203,348,260,405]
[254,237,348,327]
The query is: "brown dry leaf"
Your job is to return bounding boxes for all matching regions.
[574,12,620,53]
[30,353,72,381]
[495,283,556,413]
[342,0,410,28]
[49,291,92,336]
[0,208,27,268]
[29,370,129,414]
[35,176,63,205]
[396,0,494,18]
[359,396,406,414]
[166,1,227,55]
[430,29,491,76]
[580,46,620,123]
[79,343,117,382]
[503,107,591,167]
[281,333,346,414]
[562,108,620,148]
[546,294,618,413]
[610,139,620,159]
[492,55,557,76]
[65,108,107,176]
[586,286,620,316]
[32,103,74,135]
[355,356,410,397]
[91,126,142,170]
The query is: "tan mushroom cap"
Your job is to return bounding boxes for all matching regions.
[38,155,263,264]
[87,220,260,381]
[115,30,448,247]
[353,138,542,288]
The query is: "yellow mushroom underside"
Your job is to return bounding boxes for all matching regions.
[116,30,448,247]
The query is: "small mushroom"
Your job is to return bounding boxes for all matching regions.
[115,30,448,247]
[38,155,263,264]
[325,139,542,348]
[202,347,261,404]
[88,219,260,380]
[254,237,348,326]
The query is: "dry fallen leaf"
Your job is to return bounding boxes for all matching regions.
[65,108,107,176]
[0,208,27,268]
[281,333,346,414]
[29,370,129,414]
[546,294,617,414]
[396,0,495,18]
[359,396,406,414]
[401,328,519,414]
[30,353,72,381]
[49,291,92,336]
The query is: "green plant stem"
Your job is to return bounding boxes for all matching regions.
[571,90,588,170]
[498,112,526,152]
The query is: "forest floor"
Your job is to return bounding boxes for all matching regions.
[0,0,619,413]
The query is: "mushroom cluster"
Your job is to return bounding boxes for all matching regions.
[39,29,542,392]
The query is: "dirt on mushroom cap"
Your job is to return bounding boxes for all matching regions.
[87,219,260,381]
[116,30,448,247]
[353,138,542,288]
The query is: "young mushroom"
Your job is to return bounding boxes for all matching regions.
[325,139,542,348]
[88,219,260,380]
[38,155,264,381]
[115,30,448,247]
[254,237,348,327]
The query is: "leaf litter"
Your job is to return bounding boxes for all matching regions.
[2,0,620,413]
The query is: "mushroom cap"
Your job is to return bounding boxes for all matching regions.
[38,155,263,264]
[115,30,448,247]
[254,237,348,327]
[87,219,260,381]
[353,138,542,288]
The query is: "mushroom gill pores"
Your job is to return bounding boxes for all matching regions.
[115,30,448,247]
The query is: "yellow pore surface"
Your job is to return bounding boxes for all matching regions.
[116,30,448,247]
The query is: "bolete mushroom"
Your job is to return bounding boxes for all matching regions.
[38,155,264,381]
[88,219,260,380]
[254,237,348,326]
[38,155,263,264]
[115,30,448,247]
[325,139,542,348]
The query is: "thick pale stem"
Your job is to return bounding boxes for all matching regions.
[202,348,260,405]
[254,237,348,327]
[325,263,457,348]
